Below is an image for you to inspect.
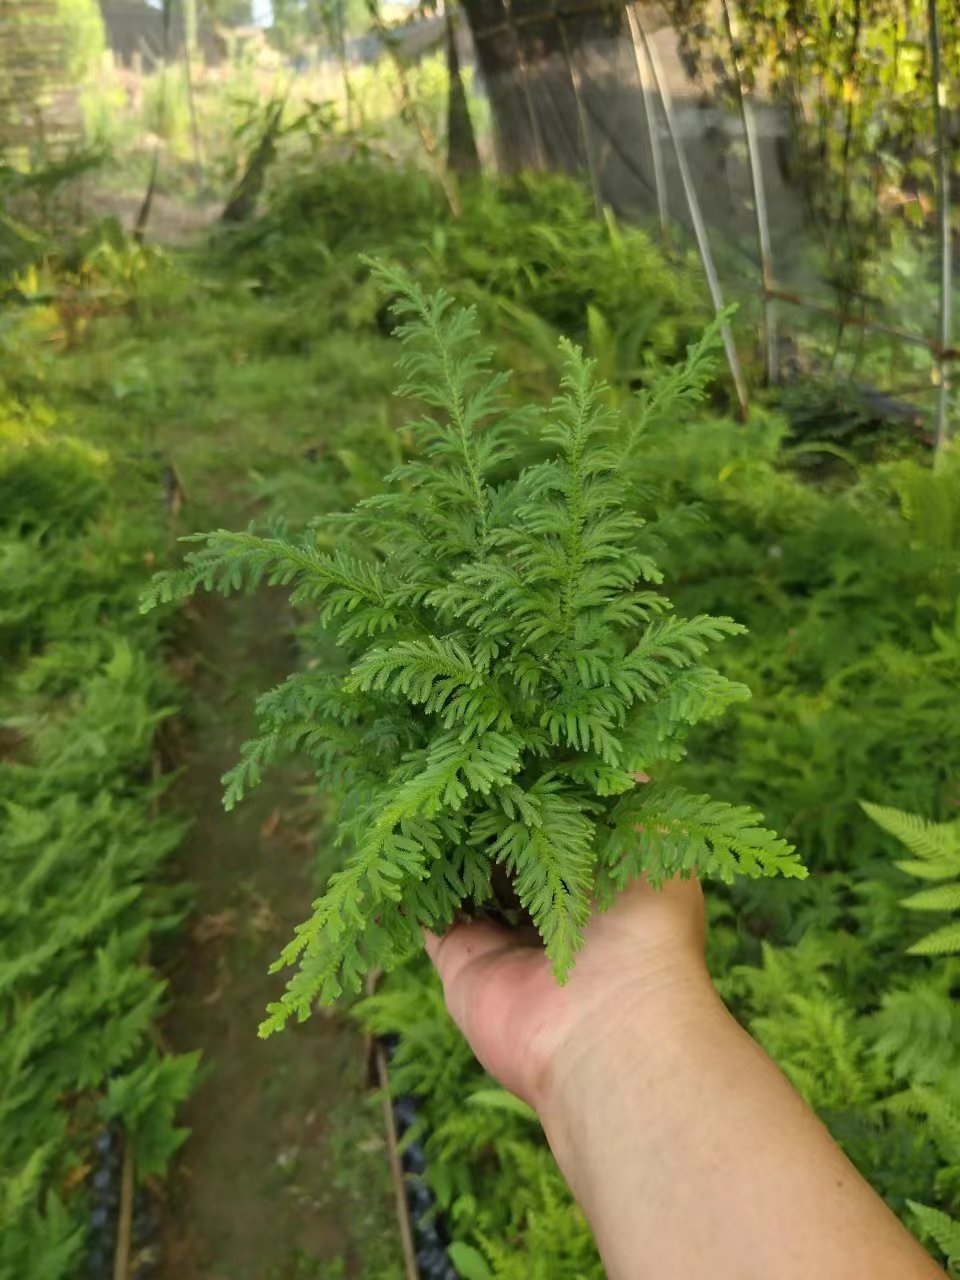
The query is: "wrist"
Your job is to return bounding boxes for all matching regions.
[535,955,723,1170]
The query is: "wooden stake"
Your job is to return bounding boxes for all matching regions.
[928,0,952,457]
[112,1137,135,1280]
[374,1040,419,1280]
[633,8,749,419]
[625,4,667,235]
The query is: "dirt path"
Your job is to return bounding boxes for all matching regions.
[157,588,403,1280]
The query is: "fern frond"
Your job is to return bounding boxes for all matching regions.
[598,785,804,893]
[473,781,595,977]
[612,615,745,705]
[141,530,391,616]
[908,924,960,957]
[363,257,534,546]
[863,802,960,958]
[346,636,482,702]
[618,313,724,463]
[907,1202,960,1267]
[893,858,960,883]
[862,801,959,863]
[902,884,960,913]
[157,267,797,1029]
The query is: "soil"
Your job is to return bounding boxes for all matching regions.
[154,573,403,1277]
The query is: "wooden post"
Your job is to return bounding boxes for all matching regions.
[720,0,777,384]
[633,7,749,419]
[625,4,668,235]
[928,0,952,457]
[111,1137,135,1280]
[183,0,197,54]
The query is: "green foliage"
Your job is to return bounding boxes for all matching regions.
[428,176,709,381]
[54,0,105,81]
[144,264,799,1032]
[220,164,709,395]
[8,147,959,1276]
[864,803,960,956]
[0,409,193,1275]
[909,1201,960,1275]
[640,418,960,869]
[775,377,925,471]
[99,1052,201,1180]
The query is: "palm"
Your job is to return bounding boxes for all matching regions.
[425,875,705,1107]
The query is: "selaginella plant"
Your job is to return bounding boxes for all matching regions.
[142,263,805,1036]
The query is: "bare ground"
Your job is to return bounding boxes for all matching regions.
[155,590,403,1280]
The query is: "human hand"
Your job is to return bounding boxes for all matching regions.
[428,875,950,1280]
[424,874,711,1115]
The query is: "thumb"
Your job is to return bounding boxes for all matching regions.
[424,918,515,994]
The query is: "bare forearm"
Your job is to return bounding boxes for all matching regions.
[539,971,944,1280]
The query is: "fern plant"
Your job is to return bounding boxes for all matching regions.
[142,264,804,1035]
[861,801,960,1273]
[863,803,960,956]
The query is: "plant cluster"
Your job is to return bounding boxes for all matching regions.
[143,262,802,1033]
[357,419,960,1278]
[218,163,710,389]
[0,405,196,1276]
[128,167,958,1272]
[6,143,959,1280]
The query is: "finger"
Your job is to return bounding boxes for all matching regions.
[423,918,515,993]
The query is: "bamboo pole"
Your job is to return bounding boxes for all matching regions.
[557,14,603,217]
[928,0,952,457]
[625,4,667,235]
[633,7,749,419]
[720,0,776,384]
